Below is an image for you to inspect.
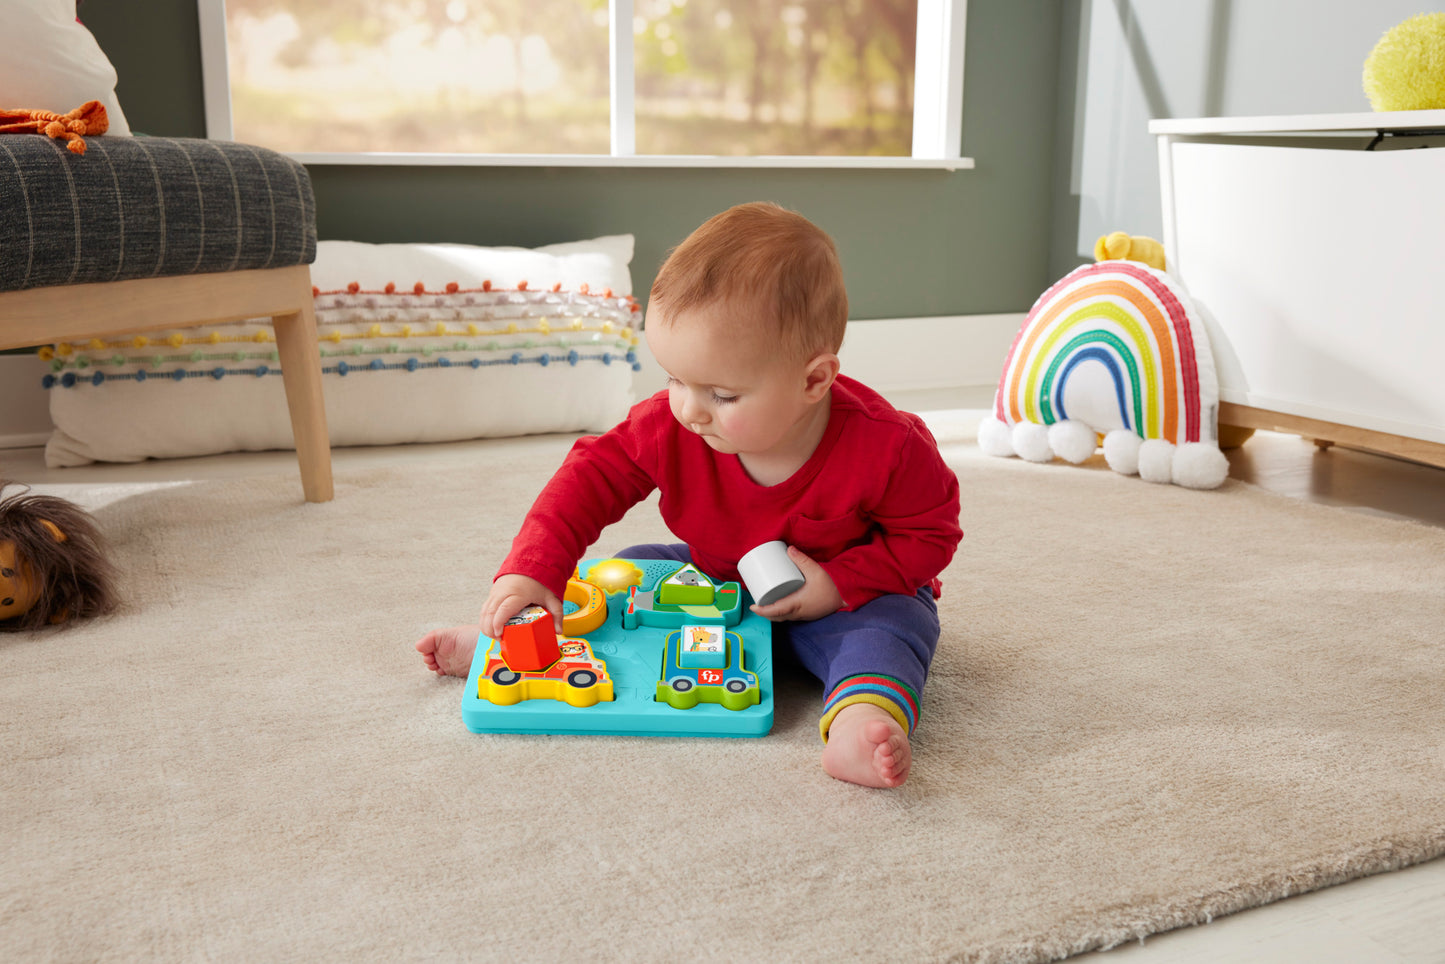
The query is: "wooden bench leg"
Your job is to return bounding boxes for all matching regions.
[271,287,334,503]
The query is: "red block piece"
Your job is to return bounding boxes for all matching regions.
[500,606,560,672]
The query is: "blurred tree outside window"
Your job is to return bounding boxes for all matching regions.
[216,0,926,157]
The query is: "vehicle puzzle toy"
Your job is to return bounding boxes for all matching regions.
[462,557,773,737]
[656,624,760,712]
[476,637,614,708]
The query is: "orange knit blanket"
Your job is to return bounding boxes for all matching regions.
[0,100,109,154]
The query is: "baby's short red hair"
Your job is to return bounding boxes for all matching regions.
[650,202,848,360]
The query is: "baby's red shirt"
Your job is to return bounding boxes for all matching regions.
[498,374,963,610]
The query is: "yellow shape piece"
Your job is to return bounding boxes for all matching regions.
[561,578,607,636]
[580,558,644,594]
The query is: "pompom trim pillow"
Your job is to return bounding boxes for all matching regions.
[975,260,1229,489]
[42,236,641,466]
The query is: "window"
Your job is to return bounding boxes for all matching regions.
[198,0,968,167]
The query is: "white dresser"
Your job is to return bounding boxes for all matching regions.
[1151,111,1445,468]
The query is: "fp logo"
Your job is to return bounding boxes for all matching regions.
[697,669,723,686]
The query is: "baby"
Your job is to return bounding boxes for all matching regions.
[417,202,962,788]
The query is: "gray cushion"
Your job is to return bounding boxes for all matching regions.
[0,135,316,294]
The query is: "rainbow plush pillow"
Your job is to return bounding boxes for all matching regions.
[977,260,1228,489]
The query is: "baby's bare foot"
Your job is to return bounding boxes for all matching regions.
[415,625,481,677]
[821,703,912,788]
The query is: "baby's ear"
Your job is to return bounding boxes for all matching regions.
[39,520,67,543]
[803,352,840,400]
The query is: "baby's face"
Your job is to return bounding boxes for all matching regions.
[646,302,817,460]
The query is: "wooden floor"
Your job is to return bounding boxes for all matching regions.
[2,423,1442,960]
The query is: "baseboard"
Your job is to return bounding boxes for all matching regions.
[0,313,1021,449]
[0,355,52,450]
[631,312,1020,411]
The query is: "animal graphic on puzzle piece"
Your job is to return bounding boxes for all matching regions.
[655,563,716,606]
[679,624,727,668]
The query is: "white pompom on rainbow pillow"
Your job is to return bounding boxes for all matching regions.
[980,260,1228,489]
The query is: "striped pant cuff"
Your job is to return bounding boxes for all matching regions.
[818,674,920,743]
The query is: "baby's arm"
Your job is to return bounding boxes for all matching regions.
[492,407,660,611]
[818,425,963,609]
[479,573,564,640]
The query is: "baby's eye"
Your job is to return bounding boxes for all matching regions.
[711,392,738,405]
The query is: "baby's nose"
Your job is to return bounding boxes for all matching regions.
[680,393,710,424]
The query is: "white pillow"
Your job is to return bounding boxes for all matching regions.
[43,236,640,466]
[310,236,635,296]
[4,0,132,136]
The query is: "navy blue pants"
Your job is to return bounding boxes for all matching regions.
[616,543,940,741]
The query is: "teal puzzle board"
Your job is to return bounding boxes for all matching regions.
[461,558,774,737]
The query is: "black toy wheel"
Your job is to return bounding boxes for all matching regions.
[670,677,693,693]
[491,667,521,685]
[567,670,598,688]
[725,679,748,694]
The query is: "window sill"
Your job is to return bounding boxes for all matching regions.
[287,151,975,171]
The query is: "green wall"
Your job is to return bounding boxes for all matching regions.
[84,0,1063,320]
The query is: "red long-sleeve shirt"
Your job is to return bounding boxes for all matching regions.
[499,375,963,611]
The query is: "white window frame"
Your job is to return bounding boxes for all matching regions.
[197,0,971,170]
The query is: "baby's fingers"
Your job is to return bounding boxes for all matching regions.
[540,595,565,634]
[483,595,526,639]
[750,598,799,622]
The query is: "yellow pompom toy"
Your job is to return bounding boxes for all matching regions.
[1363,13,1445,112]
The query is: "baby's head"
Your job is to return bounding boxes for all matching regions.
[649,202,848,363]
[645,203,848,462]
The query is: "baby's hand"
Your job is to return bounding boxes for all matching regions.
[480,573,563,640]
[749,546,844,623]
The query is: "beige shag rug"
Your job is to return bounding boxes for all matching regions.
[3,434,1443,963]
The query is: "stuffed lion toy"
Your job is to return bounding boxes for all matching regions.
[0,482,117,631]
